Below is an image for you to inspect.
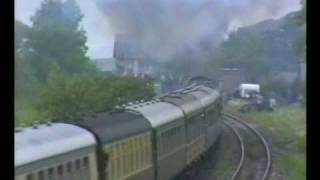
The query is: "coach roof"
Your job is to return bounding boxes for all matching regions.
[15,123,96,167]
[187,86,220,107]
[126,101,184,128]
[74,111,152,144]
[161,93,203,117]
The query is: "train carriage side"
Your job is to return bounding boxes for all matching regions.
[126,101,186,180]
[15,123,98,180]
[73,111,154,180]
[187,86,223,150]
[161,93,206,166]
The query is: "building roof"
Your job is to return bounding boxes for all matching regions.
[15,123,96,167]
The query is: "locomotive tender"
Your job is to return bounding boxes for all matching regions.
[15,77,223,180]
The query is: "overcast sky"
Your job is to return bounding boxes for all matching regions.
[15,0,301,59]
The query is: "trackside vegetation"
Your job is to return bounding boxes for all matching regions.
[15,73,155,126]
[225,105,306,180]
[15,0,155,126]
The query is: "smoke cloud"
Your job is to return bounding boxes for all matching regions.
[95,0,301,63]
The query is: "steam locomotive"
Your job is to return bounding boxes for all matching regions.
[15,77,223,180]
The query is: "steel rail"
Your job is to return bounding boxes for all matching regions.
[223,120,245,180]
[223,113,271,180]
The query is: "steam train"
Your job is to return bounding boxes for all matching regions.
[15,77,223,180]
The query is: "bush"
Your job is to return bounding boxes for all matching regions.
[24,72,156,123]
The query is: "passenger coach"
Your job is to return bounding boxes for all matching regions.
[15,77,223,180]
[15,123,98,180]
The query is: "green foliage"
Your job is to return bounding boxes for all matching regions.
[295,0,306,26]
[33,73,155,122]
[225,105,306,180]
[280,154,306,180]
[293,1,306,63]
[213,32,268,82]
[15,1,156,127]
[27,0,95,82]
[261,77,289,94]
[15,20,31,50]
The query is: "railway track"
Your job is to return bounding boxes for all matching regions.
[223,113,271,180]
[175,113,271,180]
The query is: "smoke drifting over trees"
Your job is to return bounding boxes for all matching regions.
[95,0,301,63]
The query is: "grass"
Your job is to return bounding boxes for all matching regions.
[280,154,306,180]
[225,104,306,180]
[215,162,232,178]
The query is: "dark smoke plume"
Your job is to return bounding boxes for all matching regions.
[95,0,300,63]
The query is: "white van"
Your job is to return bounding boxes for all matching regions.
[239,84,260,98]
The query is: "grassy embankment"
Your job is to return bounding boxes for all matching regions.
[224,104,306,180]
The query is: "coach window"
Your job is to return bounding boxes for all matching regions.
[48,167,54,179]
[58,165,63,177]
[83,157,89,167]
[38,170,44,180]
[67,162,72,173]
[134,137,138,170]
[123,142,128,175]
[167,130,171,149]
[134,137,139,170]
[125,141,129,173]
[142,135,147,166]
[130,139,135,172]
[144,135,150,164]
[124,141,129,174]
[115,144,120,178]
[26,173,34,180]
[131,138,136,171]
[113,145,118,179]
[172,127,177,147]
[141,136,145,167]
[160,132,165,155]
[119,143,123,176]
[118,143,122,174]
[157,133,161,156]
[113,144,119,177]
[172,127,177,145]
[76,159,81,170]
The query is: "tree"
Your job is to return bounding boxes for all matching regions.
[213,31,268,82]
[15,21,31,50]
[295,0,306,26]
[294,0,306,62]
[15,20,39,101]
[35,73,155,121]
[293,0,306,104]
[27,0,94,82]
